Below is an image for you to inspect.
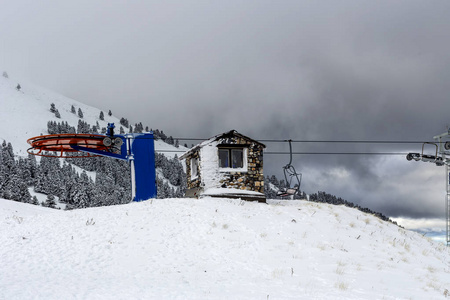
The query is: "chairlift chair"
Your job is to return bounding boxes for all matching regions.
[406,142,444,166]
[277,140,302,197]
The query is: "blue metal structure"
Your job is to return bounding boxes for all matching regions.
[72,123,157,202]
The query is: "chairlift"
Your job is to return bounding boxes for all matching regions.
[277,140,302,197]
[406,142,444,166]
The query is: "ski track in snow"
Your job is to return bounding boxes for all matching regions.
[1,198,449,300]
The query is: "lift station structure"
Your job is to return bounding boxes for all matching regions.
[27,123,157,202]
[406,128,450,246]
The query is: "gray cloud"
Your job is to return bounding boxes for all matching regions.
[2,1,450,221]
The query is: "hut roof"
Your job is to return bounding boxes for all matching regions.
[179,130,265,160]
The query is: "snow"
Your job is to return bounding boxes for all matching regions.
[2,72,450,298]
[0,76,120,156]
[200,140,225,190]
[1,198,449,299]
[27,187,66,210]
[0,75,186,159]
[203,187,265,196]
[154,139,188,159]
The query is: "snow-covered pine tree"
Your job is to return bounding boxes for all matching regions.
[159,130,167,141]
[166,136,174,145]
[31,196,39,205]
[0,141,16,199]
[43,194,57,208]
[120,117,129,128]
[77,120,90,133]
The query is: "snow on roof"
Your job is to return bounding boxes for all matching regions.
[179,130,265,160]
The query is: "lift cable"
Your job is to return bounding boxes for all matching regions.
[130,135,432,144]
[155,149,408,155]
[264,152,408,155]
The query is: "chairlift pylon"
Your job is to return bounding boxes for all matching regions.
[405,129,450,246]
[277,139,302,197]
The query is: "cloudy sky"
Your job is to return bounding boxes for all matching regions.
[2,1,450,227]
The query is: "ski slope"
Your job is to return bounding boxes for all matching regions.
[1,198,448,299]
[0,75,186,157]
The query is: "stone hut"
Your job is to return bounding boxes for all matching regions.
[179,130,266,202]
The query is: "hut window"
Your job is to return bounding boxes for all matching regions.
[231,149,243,168]
[219,148,246,169]
[191,157,198,179]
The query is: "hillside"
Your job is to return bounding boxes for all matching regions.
[0,74,188,206]
[1,198,449,299]
[0,74,186,156]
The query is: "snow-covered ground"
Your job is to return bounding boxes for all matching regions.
[1,198,449,299]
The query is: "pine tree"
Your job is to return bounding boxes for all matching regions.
[78,108,83,118]
[108,110,112,116]
[99,111,104,120]
[18,181,32,203]
[27,153,37,183]
[2,71,8,78]
[31,196,39,205]
[50,103,56,113]
[120,117,129,128]
[43,194,57,208]
[16,84,21,91]
[55,109,61,118]
[71,105,76,114]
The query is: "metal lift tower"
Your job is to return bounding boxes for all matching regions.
[406,129,450,246]
[27,123,157,202]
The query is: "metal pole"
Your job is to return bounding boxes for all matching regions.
[447,164,450,246]
[126,134,136,202]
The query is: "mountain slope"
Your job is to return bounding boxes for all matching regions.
[0,76,113,155]
[0,75,186,157]
[0,198,448,299]
[0,74,187,206]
